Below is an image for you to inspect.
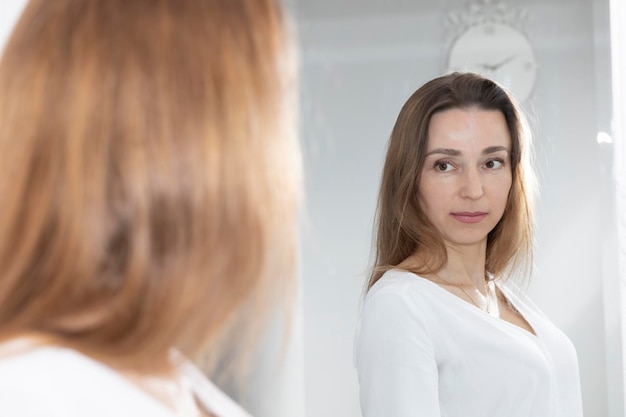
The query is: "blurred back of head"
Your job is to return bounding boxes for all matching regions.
[0,0,301,372]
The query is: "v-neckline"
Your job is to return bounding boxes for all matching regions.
[401,271,540,340]
[495,282,539,340]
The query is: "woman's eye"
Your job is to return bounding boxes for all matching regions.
[435,162,454,172]
[484,159,503,169]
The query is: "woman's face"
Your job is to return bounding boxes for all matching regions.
[418,107,512,249]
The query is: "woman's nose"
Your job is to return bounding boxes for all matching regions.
[460,168,484,199]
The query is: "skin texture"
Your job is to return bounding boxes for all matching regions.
[418,107,512,253]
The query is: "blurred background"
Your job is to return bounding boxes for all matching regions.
[1,0,625,416]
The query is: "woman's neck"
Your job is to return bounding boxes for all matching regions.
[400,240,489,290]
[438,241,488,288]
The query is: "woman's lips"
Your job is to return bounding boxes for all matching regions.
[451,212,488,224]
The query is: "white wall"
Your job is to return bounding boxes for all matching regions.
[296,0,616,416]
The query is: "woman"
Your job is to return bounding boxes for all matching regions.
[354,73,583,417]
[0,0,300,416]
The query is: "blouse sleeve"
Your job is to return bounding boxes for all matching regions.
[354,289,440,417]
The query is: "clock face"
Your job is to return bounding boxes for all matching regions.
[446,23,538,102]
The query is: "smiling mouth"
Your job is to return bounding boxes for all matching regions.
[451,212,488,224]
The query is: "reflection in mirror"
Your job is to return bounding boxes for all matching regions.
[297,0,622,416]
[355,72,583,416]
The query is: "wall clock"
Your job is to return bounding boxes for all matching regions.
[446,22,538,102]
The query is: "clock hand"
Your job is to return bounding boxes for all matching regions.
[478,63,498,72]
[493,54,518,70]
[477,55,518,72]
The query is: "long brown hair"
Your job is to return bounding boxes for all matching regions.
[0,0,301,371]
[367,72,534,291]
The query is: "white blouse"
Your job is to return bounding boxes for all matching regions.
[0,340,252,417]
[354,270,583,417]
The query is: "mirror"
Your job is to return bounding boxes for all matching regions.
[295,0,621,416]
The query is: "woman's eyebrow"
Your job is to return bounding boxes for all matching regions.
[425,146,509,157]
[482,146,509,155]
[425,148,460,157]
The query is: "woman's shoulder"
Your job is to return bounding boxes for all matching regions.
[367,269,436,299]
[0,339,173,417]
[361,269,441,319]
[0,340,99,382]
[355,270,439,361]
[0,338,252,417]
